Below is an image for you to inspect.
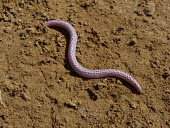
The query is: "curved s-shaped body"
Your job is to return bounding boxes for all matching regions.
[45,20,143,93]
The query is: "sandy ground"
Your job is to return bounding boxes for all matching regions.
[0,0,170,128]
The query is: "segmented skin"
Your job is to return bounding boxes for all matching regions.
[45,20,142,93]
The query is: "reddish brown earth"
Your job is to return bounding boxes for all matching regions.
[0,0,169,128]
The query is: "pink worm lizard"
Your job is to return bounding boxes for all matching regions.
[45,20,143,93]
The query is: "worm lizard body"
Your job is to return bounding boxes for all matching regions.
[45,20,143,93]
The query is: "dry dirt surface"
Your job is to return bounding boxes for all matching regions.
[0,0,170,128]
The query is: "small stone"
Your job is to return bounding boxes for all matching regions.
[18,19,22,22]
[22,93,31,101]
[83,22,88,26]
[144,2,155,16]
[21,91,31,101]
[64,100,77,110]
[130,102,137,109]
[57,42,63,47]
[78,108,87,118]
[116,79,123,85]
[128,38,137,46]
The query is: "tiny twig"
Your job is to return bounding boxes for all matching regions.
[0,90,6,108]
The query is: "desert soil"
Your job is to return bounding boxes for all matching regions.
[0,0,170,128]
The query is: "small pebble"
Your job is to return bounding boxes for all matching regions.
[78,108,87,118]
[144,2,155,16]
[128,38,137,46]
[129,102,137,109]
[22,92,31,101]
[116,79,123,85]
[64,100,77,110]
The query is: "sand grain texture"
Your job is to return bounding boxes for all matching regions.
[0,0,169,128]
